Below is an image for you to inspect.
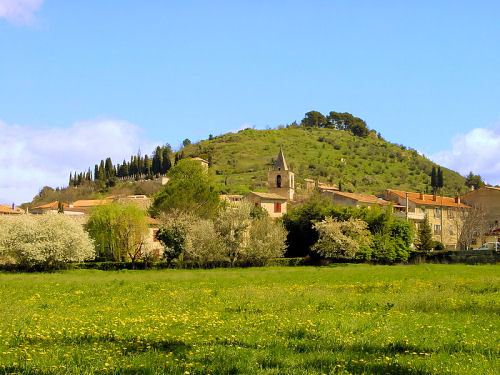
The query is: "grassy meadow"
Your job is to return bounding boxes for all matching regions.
[0,264,498,374]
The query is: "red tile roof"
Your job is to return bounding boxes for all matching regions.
[333,191,392,205]
[32,201,69,210]
[387,189,471,208]
[248,192,287,200]
[0,205,23,214]
[71,199,112,207]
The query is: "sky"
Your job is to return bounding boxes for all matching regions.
[1,0,499,204]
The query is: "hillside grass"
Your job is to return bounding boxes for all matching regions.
[0,264,498,374]
[183,127,467,196]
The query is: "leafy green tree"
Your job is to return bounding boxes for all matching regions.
[465,171,484,190]
[150,159,220,218]
[416,215,433,251]
[85,202,149,262]
[301,111,327,127]
[156,226,186,264]
[326,111,369,137]
[182,138,191,147]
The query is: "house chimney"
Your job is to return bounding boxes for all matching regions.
[12,203,15,210]
[455,195,460,204]
[419,192,424,200]
[433,193,437,201]
[470,186,475,192]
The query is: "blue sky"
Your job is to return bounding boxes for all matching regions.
[1,0,499,203]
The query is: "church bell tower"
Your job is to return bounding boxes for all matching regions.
[268,147,295,201]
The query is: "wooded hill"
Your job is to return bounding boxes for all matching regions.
[183,125,467,196]
[29,110,475,206]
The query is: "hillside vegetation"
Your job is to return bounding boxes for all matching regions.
[182,126,467,196]
[28,113,470,206]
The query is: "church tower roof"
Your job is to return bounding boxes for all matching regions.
[275,147,288,171]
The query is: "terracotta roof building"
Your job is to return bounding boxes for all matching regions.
[382,189,472,249]
[0,204,23,215]
[328,191,392,208]
[246,191,288,218]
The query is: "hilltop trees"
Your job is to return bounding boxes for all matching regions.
[69,145,174,188]
[300,110,370,137]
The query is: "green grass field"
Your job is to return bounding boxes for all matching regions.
[0,264,498,374]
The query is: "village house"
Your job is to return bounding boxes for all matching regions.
[0,204,23,215]
[460,186,500,234]
[246,192,288,218]
[324,190,393,209]
[382,189,471,249]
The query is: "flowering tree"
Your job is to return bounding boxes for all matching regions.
[243,216,287,263]
[215,202,252,266]
[312,217,372,259]
[0,213,95,266]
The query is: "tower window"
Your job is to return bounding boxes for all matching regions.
[277,175,282,188]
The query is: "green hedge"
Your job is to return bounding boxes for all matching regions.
[0,258,309,272]
[408,250,500,265]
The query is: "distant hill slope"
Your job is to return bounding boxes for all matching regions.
[181,126,467,196]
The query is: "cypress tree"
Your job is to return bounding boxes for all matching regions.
[416,215,433,250]
[99,160,105,180]
[437,167,444,190]
[69,172,73,186]
[94,164,100,181]
[152,146,162,175]
[161,146,172,174]
[431,166,437,193]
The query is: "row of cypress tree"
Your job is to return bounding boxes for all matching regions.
[69,145,180,187]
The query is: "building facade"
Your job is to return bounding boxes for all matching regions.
[383,189,471,249]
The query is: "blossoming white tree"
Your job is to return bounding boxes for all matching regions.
[0,213,95,266]
[313,217,372,259]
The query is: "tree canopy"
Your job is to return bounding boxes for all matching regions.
[300,110,370,137]
[150,159,220,218]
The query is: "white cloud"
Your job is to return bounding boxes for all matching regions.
[431,123,500,186]
[0,0,43,25]
[0,118,159,204]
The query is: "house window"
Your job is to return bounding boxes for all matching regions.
[277,175,282,188]
[434,224,442,234]
[274,202,282,213]
[434,208,441,218]
[254,202,259,207]
[448,209,454,219]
